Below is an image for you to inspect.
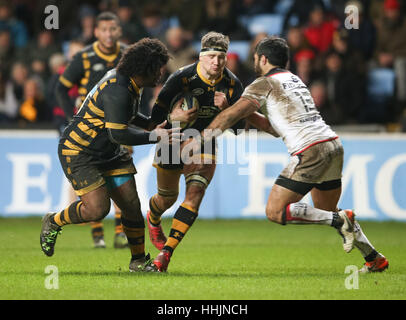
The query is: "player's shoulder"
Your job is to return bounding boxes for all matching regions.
[243,76,273,94]
[173,62,197,78]
[118,42,128,53]
[70,43,96,62]
[165,62,197,86]
[223,67,243,87]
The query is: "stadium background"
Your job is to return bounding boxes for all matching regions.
[0,0,406,221]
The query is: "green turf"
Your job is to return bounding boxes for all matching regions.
[0,217,405,300]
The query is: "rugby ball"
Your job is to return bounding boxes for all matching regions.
[169,92,199,129]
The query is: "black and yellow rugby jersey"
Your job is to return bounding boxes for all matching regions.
[58,41,127,118]
[59,69,149,163]
[151,61,244,132]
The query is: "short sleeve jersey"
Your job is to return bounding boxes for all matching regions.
[242,68,337,154]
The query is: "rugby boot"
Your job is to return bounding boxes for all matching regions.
[337,209,356,253]
[40,212,62,257]
[147,210,167,250]
[114,232,128,249]
[93,236,106,248]
[359,255,389,273]
[152,249,172,272]
[129,253,157,272]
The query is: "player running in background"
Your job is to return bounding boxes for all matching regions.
[141,31,249,272]
[41,39,181,272]
[193,36,388,273]
[55,11,128,249]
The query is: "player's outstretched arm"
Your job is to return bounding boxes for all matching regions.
[203,97,258,140]
[246,112,280,137]
[108,121,182,146]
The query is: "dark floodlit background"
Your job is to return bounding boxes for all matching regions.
[0,0,405,131]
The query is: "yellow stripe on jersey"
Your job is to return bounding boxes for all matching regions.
[129,77,140,94]
[93,89,100,101]
[61,149,79,156]
[78,122,97,138]
[59,76,74,88]
[64,139,83,151]
[78,87,88,95]
[99,81,109,91]
[87,100,105,117]
[69,131,90,147]
[229,88,234,98]
[105,122,128,130]
[83,59,91,70]
[84,113,104,127]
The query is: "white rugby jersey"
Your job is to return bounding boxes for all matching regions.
[242,68,337,155]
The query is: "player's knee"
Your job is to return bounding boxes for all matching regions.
[122,195,142,219]
[158,195,178,210]
[265,205,284,224]
[155,190,179,211]
[82,198,111,222]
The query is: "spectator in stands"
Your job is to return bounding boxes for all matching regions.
[25,30,61,84]
[164,0,206,40]
[310,80,344,125]
[375,0,406,116]
[0,27,15,76]
[18,77,51,124]
[115,0,149,44]
[165,27,198,74]
[344,0,377,60]
[295,49,317,85]
[10,61,28,104]
[286,26,314,74]
[68,5,97,45]
[318,50,364,123]
[282,0,326,32]
[235,0,277,16]
[245,31,268,71]
[0,0,28,48]
[332,28,366,75]
[141,4,170,42]
[303,4,340,54]
[0,68,18,123]
[226,52,256,87]
[203,0,250,40]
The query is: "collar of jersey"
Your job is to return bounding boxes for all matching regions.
[129,77,140,95]
[93,41,120,62]
[197,62,223,86]
[265,67,289,77]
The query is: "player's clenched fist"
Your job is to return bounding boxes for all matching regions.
[214,91,229,110]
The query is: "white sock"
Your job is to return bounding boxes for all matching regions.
[353,221,377,259]
[285,203,337,226]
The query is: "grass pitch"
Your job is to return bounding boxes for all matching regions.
[0,217,405,300]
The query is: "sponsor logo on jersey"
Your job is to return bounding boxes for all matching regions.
[93,63,105,72]
[192,88,205,96]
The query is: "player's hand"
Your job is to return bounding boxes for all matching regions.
[169,99,198,123]
[153,120,183,145]
[214,91,229,110]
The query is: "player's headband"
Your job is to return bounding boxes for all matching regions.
[200,47,227,57]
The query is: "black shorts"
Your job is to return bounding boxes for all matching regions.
[275,175,342,196]
[58,145,136,196]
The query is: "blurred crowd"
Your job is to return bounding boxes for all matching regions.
[0,0,405,131]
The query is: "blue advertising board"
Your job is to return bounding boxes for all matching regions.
[1,130,406,221]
